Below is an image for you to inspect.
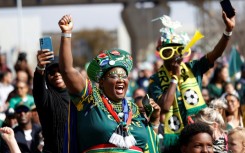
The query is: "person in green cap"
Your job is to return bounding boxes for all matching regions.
[58,15,149,153]
[148,9,235,153]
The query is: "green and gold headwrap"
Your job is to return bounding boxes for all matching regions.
[87,49,133,82]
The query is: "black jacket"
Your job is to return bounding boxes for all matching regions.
[0,124,42,153]
[14,124,42,153]
[32,69,69,153]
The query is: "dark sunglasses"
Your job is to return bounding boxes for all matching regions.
[15,107,29,114]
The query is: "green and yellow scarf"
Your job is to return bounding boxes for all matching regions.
[158,63,206,147]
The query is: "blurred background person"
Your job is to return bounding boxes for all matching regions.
[0,69,14,113]
[209,98,227,120]
[235,64,245,116]
[225,93,244,130]
[228,127,245,153]
[6,70,33,105]
[220,82,238,100]
[132,87,146,101]
[14,70,31,91]
[137,61,153,92]
[208,64,229,99]
[1,103,42,153]
[195,107,228,153]
[133,88,165,153]
[8,81,35,111]
[0,53,10,72]
[153,59,163,74]
[134,94,161,153]
[14,103,42,153]
[202,86,211,105]
[14,52,33,88]
[2,108,18,129]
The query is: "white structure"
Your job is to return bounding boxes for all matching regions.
[117,24,131,53]
[0,15,42,72]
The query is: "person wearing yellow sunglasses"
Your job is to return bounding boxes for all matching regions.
[148,10,236,153]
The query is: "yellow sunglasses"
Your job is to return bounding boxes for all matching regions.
[159,46,191,60]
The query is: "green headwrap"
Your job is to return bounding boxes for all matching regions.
[87,49,133,82]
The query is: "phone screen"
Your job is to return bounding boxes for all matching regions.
[220,0,235,18]
[39,36,54,60]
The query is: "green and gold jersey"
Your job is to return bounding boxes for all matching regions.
[70,79,148,153]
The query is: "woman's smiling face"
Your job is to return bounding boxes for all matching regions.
[226,95,240,114]
[100,67,129,102]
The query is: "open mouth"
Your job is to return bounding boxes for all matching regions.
[115,85,124,94]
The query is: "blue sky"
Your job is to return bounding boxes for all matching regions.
[0,2,196,33]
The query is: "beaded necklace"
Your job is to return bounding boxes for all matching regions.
[110,101,122,113]
[101,94,132,125]
[101,94,136,148]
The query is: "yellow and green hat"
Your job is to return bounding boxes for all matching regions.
[87,49,133,82]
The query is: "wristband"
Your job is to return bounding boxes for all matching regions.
[171,79,178,84]
[223,30,232,37]
[171,75,179,82]
[223,34,230,40]
[36,65,45,71]
[61,33,72,38]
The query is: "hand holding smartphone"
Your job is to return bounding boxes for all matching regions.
[39,36,54,60]
[220,0,235,18]
[142,94,154,118]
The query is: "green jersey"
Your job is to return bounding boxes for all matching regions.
[70,80,148,152]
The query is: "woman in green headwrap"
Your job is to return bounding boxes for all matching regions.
[148,9,235,153]
[58,15,149,153]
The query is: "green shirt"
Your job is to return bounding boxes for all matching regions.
[9,94,35,109]
[146,124,160,153]
[70,80,148,152]
[207,83,224,99]
[148,56,212,124]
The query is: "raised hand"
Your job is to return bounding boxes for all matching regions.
[222,10,235,32]
[0,127,15,142]
[36,50,54,69]
[58,14,73,33]
[0,127,21,153]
